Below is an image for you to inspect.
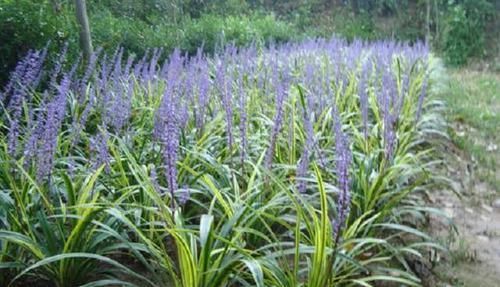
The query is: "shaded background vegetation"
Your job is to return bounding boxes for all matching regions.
[0,0,498,84]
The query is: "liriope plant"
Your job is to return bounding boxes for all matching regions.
[0,38,446,286]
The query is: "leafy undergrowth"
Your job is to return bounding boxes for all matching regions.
[0,39,446,286]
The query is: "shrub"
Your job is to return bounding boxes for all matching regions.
[0,0,77,84]
[181,13,297,54]
[442,0,493,66]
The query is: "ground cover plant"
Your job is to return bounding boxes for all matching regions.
[0,38,444,286]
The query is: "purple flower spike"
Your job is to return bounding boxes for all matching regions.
[150,167,161,194]
[296,103,314,194]
[238,73,248,169]
[36,73,70,181]
[155,53,182,207]
[331,106,352,243]
[196,61,210,133]
[177,185,190,206]
[49,42,69,91]
[265,64,289,170]
[90,127,112,173]
[359,60,371,140]
[215,60,234,156]
[162,92,180,208]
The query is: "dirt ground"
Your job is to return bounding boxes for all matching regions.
[429,148,500,287]
[426,69,500,287]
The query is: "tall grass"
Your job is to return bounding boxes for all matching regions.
[0,38,445,286]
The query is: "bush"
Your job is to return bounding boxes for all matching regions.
[181,13,297,54]
[90,9,177,56]
[442,0,493,66]
[326,10,377,40]
[89,11,297,58]
[0,0,77,84]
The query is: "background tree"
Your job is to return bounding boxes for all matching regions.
[75,0,93,62]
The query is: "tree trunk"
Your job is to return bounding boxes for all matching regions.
[426,0,431,43]
[434,0,439,40]
[74,0,93,62]
[50,0,62,14]
[351,0,359,14]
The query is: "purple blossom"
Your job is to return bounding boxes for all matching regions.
[36,74,70,180]
[79,47,102,102]
[150,167,161,194]
[155,52,183,208]
[134,50,149,79]
[159,90,180,207]
[215,60,234,155]
[147,48,163,82]
[7,107,21,156]
[4,48,49,157]
[123,54,135,79]
[384,113,397,161]
[265,63,290,169]
[2,49,43,105]
[296,107,314,194]
[331,106,351,243]
[177,185,190,206]
[31,43,50,90]
[49,42,69,91]
[359,60,371,139]
[380,70,398,161]
[108,78,133,132]
[238,73,247,169]
[195,61,210,133]
[23,115,43,167]
[90,127,111,173]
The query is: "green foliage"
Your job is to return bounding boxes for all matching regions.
[90,10,296,57]
[180,13,296,54]
[0,0,77,83]
[0,1,297,85]
[0,43,447,286]
[93,8,295,57]
[1,0,497,80]
[442,0,494,65]
[337,11,376,40]
[302,7,377,40]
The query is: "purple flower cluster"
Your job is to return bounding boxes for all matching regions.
[154,51,184,207]
[237,73,248,168]
[359,60,371,140]
[0,37,430,217]
[194,54,211,133]
[296,102,315,194]
[215,58,234,154]
[90,127,111,173]
[36,73,70,180]
[265,57,290,169]
[331,106,352,242]
[3,48,48,156]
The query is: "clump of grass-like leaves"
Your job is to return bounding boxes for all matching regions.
[0,39,445,286]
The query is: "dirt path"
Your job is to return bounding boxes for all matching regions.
[429,149,500,286]
[428,69,500,286]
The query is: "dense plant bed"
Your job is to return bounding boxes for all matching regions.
[0,38,444,286]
